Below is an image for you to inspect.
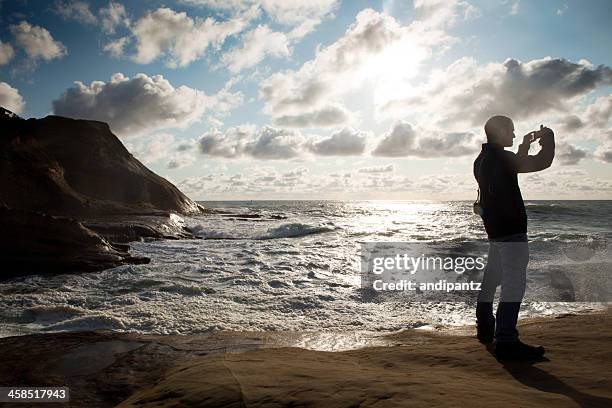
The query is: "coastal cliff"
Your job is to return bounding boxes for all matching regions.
[0,107,201,277]
[0,107,200,215]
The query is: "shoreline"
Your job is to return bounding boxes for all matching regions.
[1,302,606,343]
[1,308,610,407]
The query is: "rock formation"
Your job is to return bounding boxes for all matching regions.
[0,107,200,215]
[0,107,202,277]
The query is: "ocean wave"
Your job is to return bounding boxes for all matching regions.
[187,222,336,240]
[260,223,337,239]
[42,314,127,332]
[159,284,216,296]
[24,305,86,324]
[186,224,234,239]
[525,203,586,216]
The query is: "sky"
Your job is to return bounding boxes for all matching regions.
[1,0,612,200]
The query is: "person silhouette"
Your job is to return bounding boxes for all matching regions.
[473,115,555,361]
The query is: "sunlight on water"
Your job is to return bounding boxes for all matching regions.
[0,200,609,338]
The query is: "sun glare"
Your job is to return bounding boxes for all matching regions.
[364,39,427,107]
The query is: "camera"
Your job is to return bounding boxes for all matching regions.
[528,125,547,142]
[531,130,543,141]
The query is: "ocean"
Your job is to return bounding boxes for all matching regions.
[1,200,610,338]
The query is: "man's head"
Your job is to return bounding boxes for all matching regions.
[484,115,515,147]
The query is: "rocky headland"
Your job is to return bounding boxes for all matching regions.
[0,107,203,277]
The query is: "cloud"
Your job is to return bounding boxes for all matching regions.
[510,1,520,15]
[247,127,305,159]
[308,127,368,156]
[556,143,588,165]
[0,82,25,113]
[381,57,612,127]
[198,125,305,160]
[198,120,476,160]
[123,7,246,67]
[556,4,568,16]
[124,133,198,169]
[182,0,339,37]
[413,0,479,28]
[282,167,309,178]
[166,154,195,169]
[198,125,254,158]
[99,1,130,34]
[103,36,129,58]
[594,142,612,163]
[259,8,453,126]
[358,164,394,173]
[554,94,612,142]
[371,121,416,157]
[583,95,612,130]
[222,25,290,73]
[9,21,67,63]
[372,121,477,157]
[53,1,97,25]
[273,104,351,128]
[0,40,14,65]
[52,73,241,136]
[560,114,584,132]
[124,133,175,164]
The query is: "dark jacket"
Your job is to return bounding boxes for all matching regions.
[474,132,555,238]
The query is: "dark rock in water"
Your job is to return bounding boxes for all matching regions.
[0,207,150,278]
[81,213,196,243]
[0,107,201,215]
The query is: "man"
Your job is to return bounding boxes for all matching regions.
[473,115,555,361]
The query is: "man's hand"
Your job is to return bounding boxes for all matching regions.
[521,132,537,146]
[521,125,554,149]
[536,126,554,146]
[516,125,555,173]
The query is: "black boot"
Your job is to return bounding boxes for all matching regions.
[476,302,495,343]
[494,340,545,362]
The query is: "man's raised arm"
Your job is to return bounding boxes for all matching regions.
[515,127,555,173]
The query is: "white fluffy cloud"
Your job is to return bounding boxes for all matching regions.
[197,120,479,160]
[0,82,25,114]
[259,8,452,126]
[273,104,351,128]
[556,143,588,166]
[103,36,129,58]
[52,73,241,136]
[358,164,394,173]
[381,57,612,128]
[582,95,612,132]
[0,40,14,65]
[120,7,246,67]
[308,127,368,156]
[247,127,306,159]
[182,0,339,36]
[594,142,612,163]
[124,133,175,164]
[52,1,129,33]
[198,126,305,160]
[413,0,479,28]
[198,125,371,159]
[198,126,254,158]
[9,21,67,63]
[53,0,97,25]
[99,1,130,34]
[372,121,477,157]
[222,25,290,73]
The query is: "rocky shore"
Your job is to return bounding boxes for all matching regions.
[0,107,202,277]
[0,311,610,407]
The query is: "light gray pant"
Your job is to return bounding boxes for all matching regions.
[477,233,529,342]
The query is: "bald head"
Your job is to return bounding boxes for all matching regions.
[485,115,514,147]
